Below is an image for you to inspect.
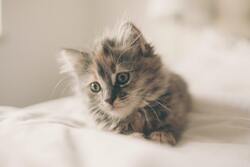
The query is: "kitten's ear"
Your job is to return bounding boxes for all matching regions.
[119,22,153,57]
[59,49,92,76]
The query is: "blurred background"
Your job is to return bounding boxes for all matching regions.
[0,0,250,107]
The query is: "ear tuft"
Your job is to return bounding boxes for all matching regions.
[58,48,92,76]
[117,22,153,57]
[117,22,144,45]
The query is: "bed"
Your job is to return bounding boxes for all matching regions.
[0,26,250,167]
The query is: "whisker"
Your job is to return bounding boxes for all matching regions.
[93,109,102,117]
[141,108,150,127]
[90,106,99,112]
[144,101,161,122]
[59,83,72,96]
[49,76,70,98]
[155,100,172,113]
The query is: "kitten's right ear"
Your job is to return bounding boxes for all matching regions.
[58,48,92,76]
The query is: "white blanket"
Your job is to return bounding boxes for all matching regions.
[0,29,250,167]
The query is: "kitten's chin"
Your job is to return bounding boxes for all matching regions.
[102,105,136,119]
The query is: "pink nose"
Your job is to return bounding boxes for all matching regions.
[105,98,113,105]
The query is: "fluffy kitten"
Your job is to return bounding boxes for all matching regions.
[59,22,191,145]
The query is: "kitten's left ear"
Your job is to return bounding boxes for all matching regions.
[119,22,154,57]
[59,48,92,76]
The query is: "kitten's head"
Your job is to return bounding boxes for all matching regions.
[60,22,168,118]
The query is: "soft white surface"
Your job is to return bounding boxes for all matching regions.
[1,29,250,166]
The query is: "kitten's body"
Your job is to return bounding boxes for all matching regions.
[60,22,191,145]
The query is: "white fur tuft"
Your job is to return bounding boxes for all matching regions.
[58,48,83,74]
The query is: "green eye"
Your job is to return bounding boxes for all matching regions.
[116,72,130,85]
[90,82,101,93]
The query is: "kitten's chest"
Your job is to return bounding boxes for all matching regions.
[89,92,171,134]
[120,96,171,134]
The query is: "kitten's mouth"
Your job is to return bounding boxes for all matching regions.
[104,101,125,110]
[112,103,123,109]
[103,103,123,111]
[111,105,124,111]
[102,100,138,118]
[106,104,130,116]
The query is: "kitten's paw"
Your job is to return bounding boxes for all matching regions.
[148,131,176,145]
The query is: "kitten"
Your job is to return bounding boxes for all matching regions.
[59,22,191,145]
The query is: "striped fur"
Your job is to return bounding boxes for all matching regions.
[59,22,191,145]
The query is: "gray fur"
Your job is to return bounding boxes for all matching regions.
[59,22,192,145]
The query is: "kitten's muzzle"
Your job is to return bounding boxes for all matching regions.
[105,98,114,105]
[105,84,121,105]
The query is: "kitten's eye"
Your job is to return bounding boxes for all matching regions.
[116,72,130,85]
[90,82,101,93]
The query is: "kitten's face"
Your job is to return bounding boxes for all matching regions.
[86,49,141,118]
[60,22,167,119]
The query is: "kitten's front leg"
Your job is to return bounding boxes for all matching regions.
[129,111,145,133]
[148,131,176,145]
[129,111,176,144]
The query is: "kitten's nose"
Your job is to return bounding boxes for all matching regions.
[105,98,113,105]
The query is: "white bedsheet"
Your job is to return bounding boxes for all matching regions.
[0,29,250,167]
[0,96,249,167]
